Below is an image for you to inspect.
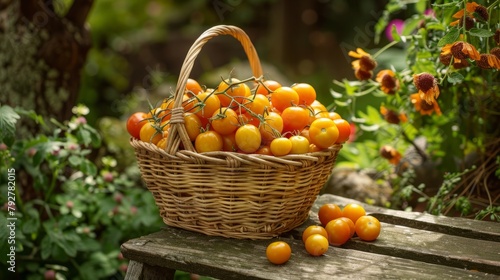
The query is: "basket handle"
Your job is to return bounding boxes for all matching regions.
[165,25,263,155]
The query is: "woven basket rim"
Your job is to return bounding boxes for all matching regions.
[131,137,341,168]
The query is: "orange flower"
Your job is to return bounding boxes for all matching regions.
[410,93,442,116]
[413,73,440,104]
[376,70,400,95]
[441,41,480,61]
[451,2,488,26]
[349,48,377,71]
[476,53,500,70]
[380,105,407,124]
[380,145,402,165]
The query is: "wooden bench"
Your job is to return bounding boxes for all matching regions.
[120,194,500,279]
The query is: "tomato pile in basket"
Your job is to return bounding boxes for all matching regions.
[127,77,351,155]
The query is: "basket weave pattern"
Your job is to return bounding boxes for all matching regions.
[131,25,341,239]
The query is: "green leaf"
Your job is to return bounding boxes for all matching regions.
[329,88,343,99]
[68,155,83,167]
[415,0,427,14]
[447,72,464,84]
[391,24,402,42]
[437,28,460,47]
[468,28,494,38]
[0,105,20,145]
[80,159,97,176]
[22,208,40,234]
[40,235,53,259]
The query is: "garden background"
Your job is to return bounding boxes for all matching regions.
[1,0,498,279]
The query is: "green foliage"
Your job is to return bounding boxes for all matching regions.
[0,105,163,279]
[332,0,500,220]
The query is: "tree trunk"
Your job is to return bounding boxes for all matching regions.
[0,0,93,133]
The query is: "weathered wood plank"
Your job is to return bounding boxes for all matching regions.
[124,260,176,280]
[121,226,497,280]
[312,195,500,242]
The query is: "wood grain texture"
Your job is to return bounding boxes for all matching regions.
[122,194,500,279]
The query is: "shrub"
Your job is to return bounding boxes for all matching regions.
[0,104,163,279]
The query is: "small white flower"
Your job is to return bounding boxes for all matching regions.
[72,104,90,116]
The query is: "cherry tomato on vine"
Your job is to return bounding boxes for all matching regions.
[260,112,283,142]
[266,241,291,265]
[355,215,381,241]
[195,90,221,120]
[256,80,282,96]
[184,113,202,142]
[246,93,271,116]
[127,112,148,139]
[216,78,251,107]
[139,121,163,144]
[211,108,239,135]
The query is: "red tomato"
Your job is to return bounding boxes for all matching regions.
[126,112,148,139]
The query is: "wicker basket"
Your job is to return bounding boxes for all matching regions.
[131,25,342,239]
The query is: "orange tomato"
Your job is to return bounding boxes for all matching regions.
[325,218,351,246]
[194,130,223,153]
[259,112,284,142]
[342,203,366,224]
[337,217,355,238]
[318,203,342,227]
[246,93,271,115]
[216,78,251,107]
[221,133,238,152]
[270,137,292,156]
[281,106,310,134]
[270,86,299,112]
[302,225,328,243]
[234,124,261,153]
[308,118,339,149]
[333,119,351,143]
[266,241,291,265]
[139,121,163,144]
[194,90,221,120]
[210,107,239,135]
[184,113,202,142]
[255,145,272,155]
[305,234,329,257]
[355,216,381,241]
[289,135,310,154]
[292,83,316,106]
[256,80,282,96]
[185,78,203,95]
